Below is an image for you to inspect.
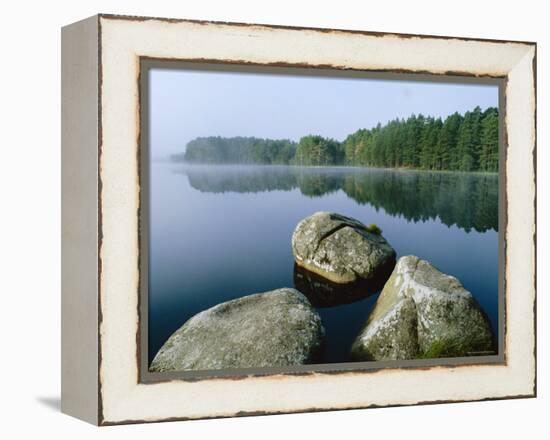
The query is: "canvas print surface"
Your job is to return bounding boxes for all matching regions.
[145,66,500,373]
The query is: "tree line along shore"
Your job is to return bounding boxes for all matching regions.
[173,106,499,172]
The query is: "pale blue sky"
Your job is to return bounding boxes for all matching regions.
[149,68,499,158]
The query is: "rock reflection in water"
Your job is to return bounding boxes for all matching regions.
[293,263,393,308]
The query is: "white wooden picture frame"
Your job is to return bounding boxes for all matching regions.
[61,14,536,425]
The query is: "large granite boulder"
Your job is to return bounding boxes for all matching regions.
[291,212,396,284]
[351,255,495,361]
[150,288,325,372]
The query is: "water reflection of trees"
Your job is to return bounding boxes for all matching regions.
[181,166,498,233]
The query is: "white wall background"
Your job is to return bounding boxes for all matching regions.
[0,0,546,437]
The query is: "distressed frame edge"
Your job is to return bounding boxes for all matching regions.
[503,44,537,402]
[90,14,536,425]
[137,60,507,385]
[532,43,538,400]
[97,12,537,46]
[61,14,101,425]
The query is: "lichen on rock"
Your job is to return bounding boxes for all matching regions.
[351,255,495,361]
[291,211,396,284]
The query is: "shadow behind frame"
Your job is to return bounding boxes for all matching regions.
[138,59,507,384]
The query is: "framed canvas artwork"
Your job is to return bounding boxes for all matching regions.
[61,14,536,425]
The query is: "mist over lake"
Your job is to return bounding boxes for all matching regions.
[148,163,498,364]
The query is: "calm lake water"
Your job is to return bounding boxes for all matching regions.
[148,163,499,365]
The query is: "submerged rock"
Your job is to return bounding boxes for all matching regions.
[291,211,396,284]
[150,288,324,372]
[351,255,495,361]
[293,263,388,307]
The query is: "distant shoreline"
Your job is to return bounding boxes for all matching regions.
[172,107,499,173]
[166,161,499,176]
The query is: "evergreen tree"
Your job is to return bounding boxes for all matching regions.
[479,108,499,172]
[456,111,475,171]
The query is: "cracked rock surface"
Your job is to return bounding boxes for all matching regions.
[291,211,396,284]
[351,255,495,361]
[150,288,325,372]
